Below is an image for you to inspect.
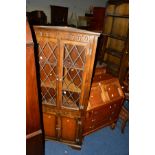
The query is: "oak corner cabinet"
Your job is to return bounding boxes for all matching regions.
[26,19,43,155]
[33,26,100,148]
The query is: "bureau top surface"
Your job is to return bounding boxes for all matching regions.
[33,25,101,36]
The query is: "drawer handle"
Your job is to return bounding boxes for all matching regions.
[56,127,60,130]
[110,106,112,109]
[89,126,94,129]
[92,119,96,122]
[111,94,114,97]
[94,111,98,114]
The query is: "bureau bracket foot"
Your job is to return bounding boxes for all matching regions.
[110,123,116,130]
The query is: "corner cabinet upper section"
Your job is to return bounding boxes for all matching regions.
[33,26,100,110]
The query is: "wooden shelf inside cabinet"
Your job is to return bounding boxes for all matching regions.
[104,61,120,77]
[105,61,120,70]
[107,69,119,77]
[62,78,82,93]
[106,14,129,18]
[105,48,123,58]
[103,33,127,41]
[108,0,129,5]
[41,78,81,93]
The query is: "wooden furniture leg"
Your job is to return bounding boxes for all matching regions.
[119,106,129,133]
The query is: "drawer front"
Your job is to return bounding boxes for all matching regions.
[84,101,122,134]
[106,84,120,99]
[43,113,57,138]
[83,118,110,134]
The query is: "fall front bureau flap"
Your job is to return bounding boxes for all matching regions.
[87,75,124,110]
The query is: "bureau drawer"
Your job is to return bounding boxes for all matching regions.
[83,117,110,133]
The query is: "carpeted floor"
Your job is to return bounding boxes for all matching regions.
[45,119,129,155]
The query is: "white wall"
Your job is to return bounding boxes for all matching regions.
[26,0,108,23]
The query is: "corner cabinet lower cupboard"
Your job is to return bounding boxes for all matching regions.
[34,26,100,148]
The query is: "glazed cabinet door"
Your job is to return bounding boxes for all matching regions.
[37,36,59,107]
[59,41,90,110]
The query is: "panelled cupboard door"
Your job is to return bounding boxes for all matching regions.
[43,113,81,144]
[43,113,57,139]
[60,117,77,141]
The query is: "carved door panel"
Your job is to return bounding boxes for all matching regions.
[37,37,59,107]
